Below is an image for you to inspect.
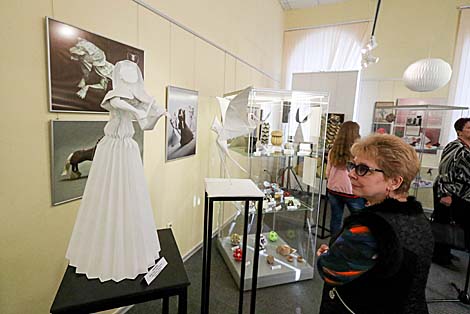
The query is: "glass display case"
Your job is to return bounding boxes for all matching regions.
[216,88,329,290]
[372,100,467,211]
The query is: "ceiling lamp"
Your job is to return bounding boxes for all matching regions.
[361,0,382,68]
[361,52,379,68]
[361,35,378,54]
[402,58,452,92]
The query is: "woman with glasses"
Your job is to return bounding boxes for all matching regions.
[326,121,365,236]
[317,133,433,314]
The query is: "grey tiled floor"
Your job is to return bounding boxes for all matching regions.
[128,241,469,314]
[128,201,470,314]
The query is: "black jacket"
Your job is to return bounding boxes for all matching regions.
[320,197,433,314]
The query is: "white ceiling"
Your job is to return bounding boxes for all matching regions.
[279,0,349,10]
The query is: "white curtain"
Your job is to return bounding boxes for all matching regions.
[282,22,369,89]
[446,9,470,143]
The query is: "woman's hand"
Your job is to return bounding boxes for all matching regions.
[317,244,329,256]
[440,195,452,207]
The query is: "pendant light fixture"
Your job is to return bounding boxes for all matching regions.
[403,58,452,92]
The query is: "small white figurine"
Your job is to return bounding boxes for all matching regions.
[259,234,267,251]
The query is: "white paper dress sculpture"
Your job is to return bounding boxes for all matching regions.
[212,87,257,176]
[66,60,166,282]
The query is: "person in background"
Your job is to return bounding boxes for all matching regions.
[317,134,433,314]
[326,121,365,236]
[432,117,470,266]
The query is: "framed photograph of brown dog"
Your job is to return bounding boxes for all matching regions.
[165,86,198,161]
[46,17,144,113]
[50,120,143,205]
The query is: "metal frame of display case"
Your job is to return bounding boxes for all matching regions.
[371,102,468,211]
[216,88,329,291]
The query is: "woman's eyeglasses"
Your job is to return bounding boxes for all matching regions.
[346,161,384,176]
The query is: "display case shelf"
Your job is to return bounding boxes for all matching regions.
[217,232,314,290]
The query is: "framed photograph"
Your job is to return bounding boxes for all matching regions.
[394,126,405,138]
[165,86,198,161]
[50,120,143,205]
[424,128,441,146]
[46,17,144,113]
[373,101,395,123]
[405,125,420,136]
[374,123,392,135]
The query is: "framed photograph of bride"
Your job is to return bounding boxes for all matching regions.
[165,86,198,161]
[50,120,143,205]
[46,17,144,113]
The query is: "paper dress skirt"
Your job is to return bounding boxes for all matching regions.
[66,135,161,282]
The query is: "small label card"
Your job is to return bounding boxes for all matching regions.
[144,257,168,285]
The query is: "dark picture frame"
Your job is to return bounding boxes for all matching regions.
[46,17,144,113]
[50,120,143,205]
[165,86,198,161]
[373,101,395,123]
[375,123,393,135]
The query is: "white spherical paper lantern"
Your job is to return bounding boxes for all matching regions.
[403,58,452,92]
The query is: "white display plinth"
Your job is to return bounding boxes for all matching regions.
[204,178,264,198]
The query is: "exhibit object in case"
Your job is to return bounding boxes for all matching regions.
[371,100,468,211]
[216,88,329,290]
[212,86,257,175]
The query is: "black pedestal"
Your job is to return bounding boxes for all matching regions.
[50,228,190,314]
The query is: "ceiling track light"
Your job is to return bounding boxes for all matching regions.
[361,0,382,68]
[362,35,378,54]
[361,52,379,68]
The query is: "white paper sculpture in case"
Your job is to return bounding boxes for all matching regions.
[66,60,167,282]
[294,108,308,143]
[212,87,257,176]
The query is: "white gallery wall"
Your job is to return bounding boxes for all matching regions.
[292,70,359,121]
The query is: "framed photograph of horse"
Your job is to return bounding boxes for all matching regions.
[165,86,198,161]
[46,17,144,113]
[50,120,143,205]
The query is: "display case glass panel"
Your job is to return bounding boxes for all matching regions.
[371,100,468,211]
[216,88,329,290]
